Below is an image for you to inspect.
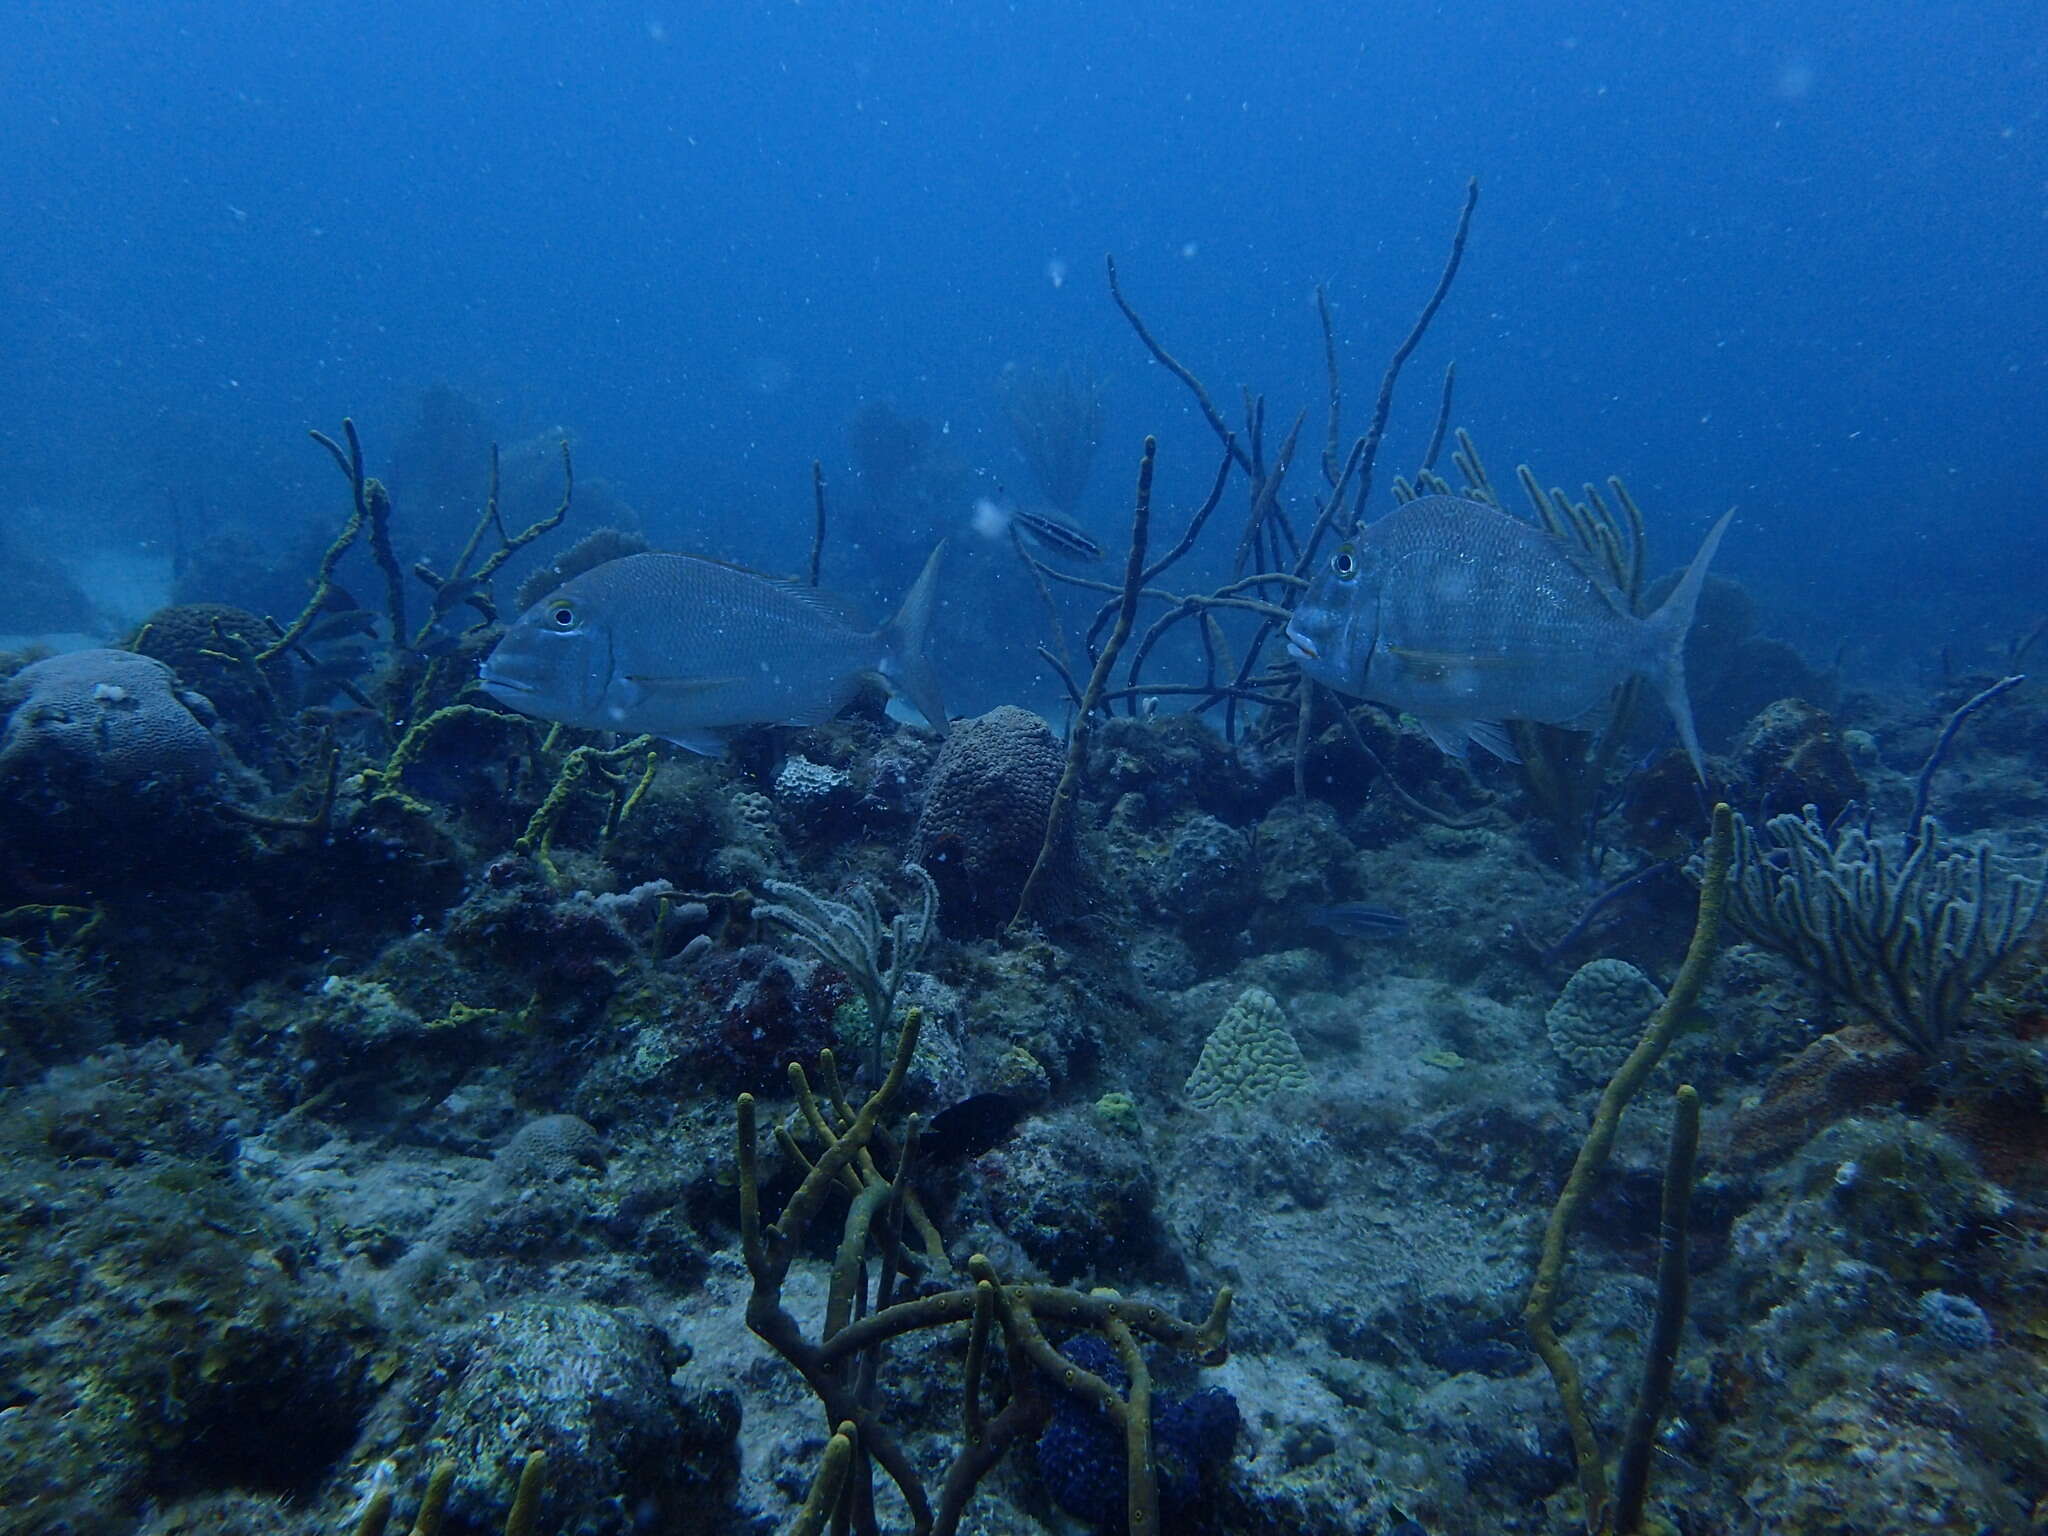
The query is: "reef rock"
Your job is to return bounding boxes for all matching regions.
[1146,811,1258,945]
[1732,696,1863,824]
[374,1299,738,1535]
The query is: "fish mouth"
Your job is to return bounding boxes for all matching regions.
[1284,625,1319,662]
[477,667,536,697]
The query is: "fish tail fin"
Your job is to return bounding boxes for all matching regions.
[878,541,949,734]
[1640,508,1735,782]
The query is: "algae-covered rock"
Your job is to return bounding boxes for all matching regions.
[133,601,294,755]
[0,1046,374,1533]
[384,1299,738,1536]
[973,1107,1166,1282]
[1733,696,1864,825]
[1146,811,1258,945]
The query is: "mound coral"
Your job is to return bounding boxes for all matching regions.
[1184,987,1312,1110]
[1546,958,1667,1079]
[0,648,220,791]
[0,648,237,892]
[912,705,1067,936]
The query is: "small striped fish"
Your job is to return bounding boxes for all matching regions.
[1010,506,1105,562]
[1304,902,1410,938]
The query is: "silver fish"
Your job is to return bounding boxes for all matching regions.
[1010,506,1105,562]
[1286,496,1732,778]
[480,544,947,755]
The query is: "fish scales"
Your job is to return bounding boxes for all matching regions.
[481,545,947,753]
[592,555,874,722]
[1367,497,1640,725]
[1286,494,1731,777]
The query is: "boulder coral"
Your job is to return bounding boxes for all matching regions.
[912,704,1067,936]
[0,648,221,792]
[0,648,231,891]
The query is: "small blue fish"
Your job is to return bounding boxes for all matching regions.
[1304,902,1410,938]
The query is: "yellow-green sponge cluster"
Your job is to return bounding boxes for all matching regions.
[1184,987,1312,1110]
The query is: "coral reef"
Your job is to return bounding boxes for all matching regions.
[3,625,2039,1536]
[11,322,2048,1536]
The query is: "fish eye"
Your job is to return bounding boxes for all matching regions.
[1330,548,1357,579]
[550,603,576,628]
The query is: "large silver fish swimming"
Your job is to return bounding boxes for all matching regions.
[480,545,947,754]
[1286,496,1732,778]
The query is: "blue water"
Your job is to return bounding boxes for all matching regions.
[5,0,2042,689]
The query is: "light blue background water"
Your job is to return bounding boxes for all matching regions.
[5,1,2042,691]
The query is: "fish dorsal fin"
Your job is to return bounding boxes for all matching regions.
[1536,522,1637,618]
[765,577,872,630]
[665,551,874,629]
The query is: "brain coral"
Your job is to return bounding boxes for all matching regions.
[133,603,292,741]
[1546,957,1666,1077]
[1184,987,1312,1110]
[0,648,220,790]
[912,705,1066,936]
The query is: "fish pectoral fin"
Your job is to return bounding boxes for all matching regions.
[1462,719,1522,763]
[1414,716,1473,760]
[661,727,732,756]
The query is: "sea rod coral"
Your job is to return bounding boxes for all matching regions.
[1721,806,2047,1054]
